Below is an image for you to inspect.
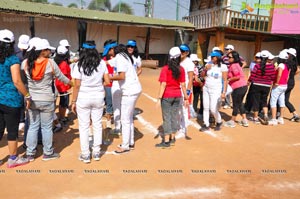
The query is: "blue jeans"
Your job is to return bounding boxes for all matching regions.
[26,101,55,156]
[161,97,181,135]
[104,87,113,114]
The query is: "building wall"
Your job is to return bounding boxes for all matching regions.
[0,13,176,55]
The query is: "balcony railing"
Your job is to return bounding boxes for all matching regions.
[184,8,271,32]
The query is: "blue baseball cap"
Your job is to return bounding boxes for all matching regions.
[179,44,190,52]
[127,40,136,47]
[102,42,118,56]
[210,51,222,58]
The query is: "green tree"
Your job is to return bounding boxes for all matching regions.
[51,2,63,6]
[19,0,48,3]
[88,0,133,14]
[68,3,78,8]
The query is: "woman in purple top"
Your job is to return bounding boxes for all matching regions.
[224,51,248,128]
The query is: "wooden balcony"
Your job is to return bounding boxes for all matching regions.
[184,8,271,33]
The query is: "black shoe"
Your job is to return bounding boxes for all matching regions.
[53,126,63,133]
[214,122,222,131]
[167,138,176,146]
[200,125,210,132]
[290,115,300,122]
[155,142,170,148]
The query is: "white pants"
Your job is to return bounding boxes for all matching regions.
[76,97,104,156]
[120,93,140,150]
[178,97,189,134]
[203,86,222,127]
[112,85,122,130]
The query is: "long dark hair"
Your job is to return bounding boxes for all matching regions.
[230,51,243,67]
[103,39,116,60]
[26,48,42,78]
[78,41,100,76]
[54,53,69,65]
[126,39,139,58]
[168,56,181,80]
[260,57,268,75]
[114,44,133,64]
[277,57,288,66]
[0,41,15,64]
[287,54,298,72]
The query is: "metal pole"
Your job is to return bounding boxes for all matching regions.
[119,0,122,13]
[176,0,179,20]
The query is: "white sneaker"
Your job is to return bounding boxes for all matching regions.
[175,132,185,140]
[277,117,284,124]
[18,122,25,131]
[223,105,230,109]
[268,119,278,126]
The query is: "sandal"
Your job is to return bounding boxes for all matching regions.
[114,148,130,154]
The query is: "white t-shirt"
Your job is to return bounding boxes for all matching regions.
[205,63,228,89]
[180,57,194,87]
[114,53,142,95]
[72,61,108,99]
[132,55,142,70]
[107,57,120,89]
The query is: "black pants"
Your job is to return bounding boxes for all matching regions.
[0,104,21,141]
[285,81,296,113]
[231,86,248,116]
[244,83,253,112]
[251,84,271,112]
[193,86,203,115]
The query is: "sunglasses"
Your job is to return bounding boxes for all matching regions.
[127,45,135,48]
[227,56,233,58]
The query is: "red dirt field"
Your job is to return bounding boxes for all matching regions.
[0,68,300,199]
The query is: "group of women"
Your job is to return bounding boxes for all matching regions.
[157,44,299,147]
[0,28,143,167]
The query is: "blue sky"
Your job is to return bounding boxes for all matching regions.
[48,0,190,20]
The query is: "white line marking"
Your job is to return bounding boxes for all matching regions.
[189,120,231,142]
[135,114,160,135]
[267,182,300,191]
[142,92,158,103]
[60,187,222,199]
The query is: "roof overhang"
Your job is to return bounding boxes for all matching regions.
[0,0,195,30]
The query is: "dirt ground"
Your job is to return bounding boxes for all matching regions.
[0,68,300,199]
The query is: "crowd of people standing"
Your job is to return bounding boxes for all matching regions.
[0,28,299,167]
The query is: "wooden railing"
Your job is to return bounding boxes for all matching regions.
[184,8,271,32]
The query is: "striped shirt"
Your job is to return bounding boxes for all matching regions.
[248,63,276,85]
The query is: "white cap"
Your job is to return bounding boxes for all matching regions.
[18,34,30,49]
[27,37,42,51]
[255,52,261,57]
[212,46,221,51]
[268,52,275,60]
[0,29,14,43]
[35,39,56,51]
[261,50,270,58]
[57,45,68,55]
[204,56,211,63]
[59,39,70,47]
[169,47,181,59]
[190,54,201,62]
[225,44,234,50]
[278,50,289,59]
[287,48,296,57]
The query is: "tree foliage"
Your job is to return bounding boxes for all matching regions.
[19,0,48,3]
[68,3,78,8]
[88,0,133,14]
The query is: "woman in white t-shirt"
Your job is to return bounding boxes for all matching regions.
[71,41,110,163]
[200,51,228,132]
[126,39,142,76]
[110,44,142,154]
